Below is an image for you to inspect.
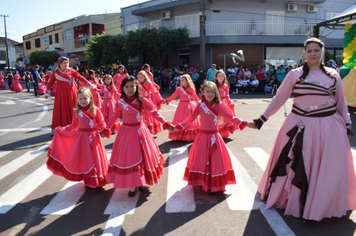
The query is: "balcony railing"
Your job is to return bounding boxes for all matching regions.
[185,21,317,38]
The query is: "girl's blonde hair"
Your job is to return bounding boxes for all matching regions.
[181,74,195,89]
[201,81,223,124]
[137,70,150,82]
[75,87,96,116]
[201,81,221,103]
[104,74,114,87]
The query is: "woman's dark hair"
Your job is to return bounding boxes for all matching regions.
[300,37,337,81]
[121,75,142,108]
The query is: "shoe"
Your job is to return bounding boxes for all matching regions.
[96,187,104,192]
[128,188,137,197]
[138,186,145,191]
[35,95,40,98]
[85,186,92,191]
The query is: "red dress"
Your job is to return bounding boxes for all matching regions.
[99,85,120,133]
[113,72,128,100]
[38,78,47,95]
[176,101,247,192]
[106,97,169,188]
[46,68,91,130]
[10,74,23,92]
[165,86,200,141]
[0,74,6,89]
[47,107,108,188]
[138,81,163,134]
[218,83,238,137]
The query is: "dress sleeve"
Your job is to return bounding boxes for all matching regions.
[149,82,163,101]
[224,85,234,107]
[191,88,200,104]
[72,70,91,86]
[176,104,200,130]
[46,72,56,91]
[165,88,180,104]
[142,98,167,124]
[95,109,107,131]
[334,71,351,124]
[106,102,122,129]
[262,70,298,119]
[219,103,243,126]
[63,112,78,131]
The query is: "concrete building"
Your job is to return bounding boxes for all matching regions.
[121,0,354,70]
[0,37,19,70]
[62,13,121,68]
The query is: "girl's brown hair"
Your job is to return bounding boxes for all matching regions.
[300,37,337,81]
[137,70,150,83]
[121,75,142,108]
[214,69,227,90]
[75,87,96,116]
[201,81,221,103]
[104,74,114,87]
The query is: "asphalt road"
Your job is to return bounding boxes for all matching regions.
[0,84,355,236]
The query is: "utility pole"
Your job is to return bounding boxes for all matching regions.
[0,15,10,69]
[199,0,205,71]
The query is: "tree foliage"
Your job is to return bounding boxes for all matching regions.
[85,26,190,69]
[126,26,190,69]
[29,51,60,66]
[85,33,130,68]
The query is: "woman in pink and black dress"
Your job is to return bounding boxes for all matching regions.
[215,70,238,138]
[103,76,174,197]
[47,87,108,191]
[253,38,356,221]
[164,74,200,141]
[137,70,164,135]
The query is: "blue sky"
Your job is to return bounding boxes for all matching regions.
[0,0,148,43]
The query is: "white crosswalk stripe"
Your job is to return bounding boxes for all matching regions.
[0,150,11,159]
[244,147,269,170]
[166,148,195,213]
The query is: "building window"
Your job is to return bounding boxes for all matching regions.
[327,12,339,20]
[150,20,162,29]
[65,30,72,39]
[35,38,41,48]
[25,41,31,50]
[175,14,199,37]
[0,51,5,60]
[49,35,53,45]
[55,33,59,43]
[126,23,139,32]
[95,27,102,35]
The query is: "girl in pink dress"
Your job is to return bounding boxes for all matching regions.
[112,65,129,100]
[173,81,253,192]
[99,74,120,134]
[0,72,5,89]
[143,64,162,109]
[103,76,174,197]
[137,70,164,134]
[47,87,108,191]
[87,70,103,109]
[215,70,238,138]
[38,76,47,95]
[163,74,200,141]
[10,71,23,92]
[253,38,356,221]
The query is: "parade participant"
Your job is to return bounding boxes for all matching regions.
[137,70,164,134]
[44,56,95,135]
[47,87,108,191]
[10,70,23,92]
[214,70,238,138]
[112,64,129,98]
[87,70,103,109]
[0,72,5,90]
[163,74,200,141]
[142,64,162,109]
[6,71,13,90]
[37,75,47,95]
[103,76,174,197]
[23,71,31,92]
[253,37,356,221]
[172,81,254,192]
[99,74,120,134]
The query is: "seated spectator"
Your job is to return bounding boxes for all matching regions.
[229,76,237,94]
[236,77,250,94]
[265,74,279,94]
[250,76,259,93]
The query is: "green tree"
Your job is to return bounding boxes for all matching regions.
[125,26,190,69]
[85,33,129,68]
[29,51,60,67]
